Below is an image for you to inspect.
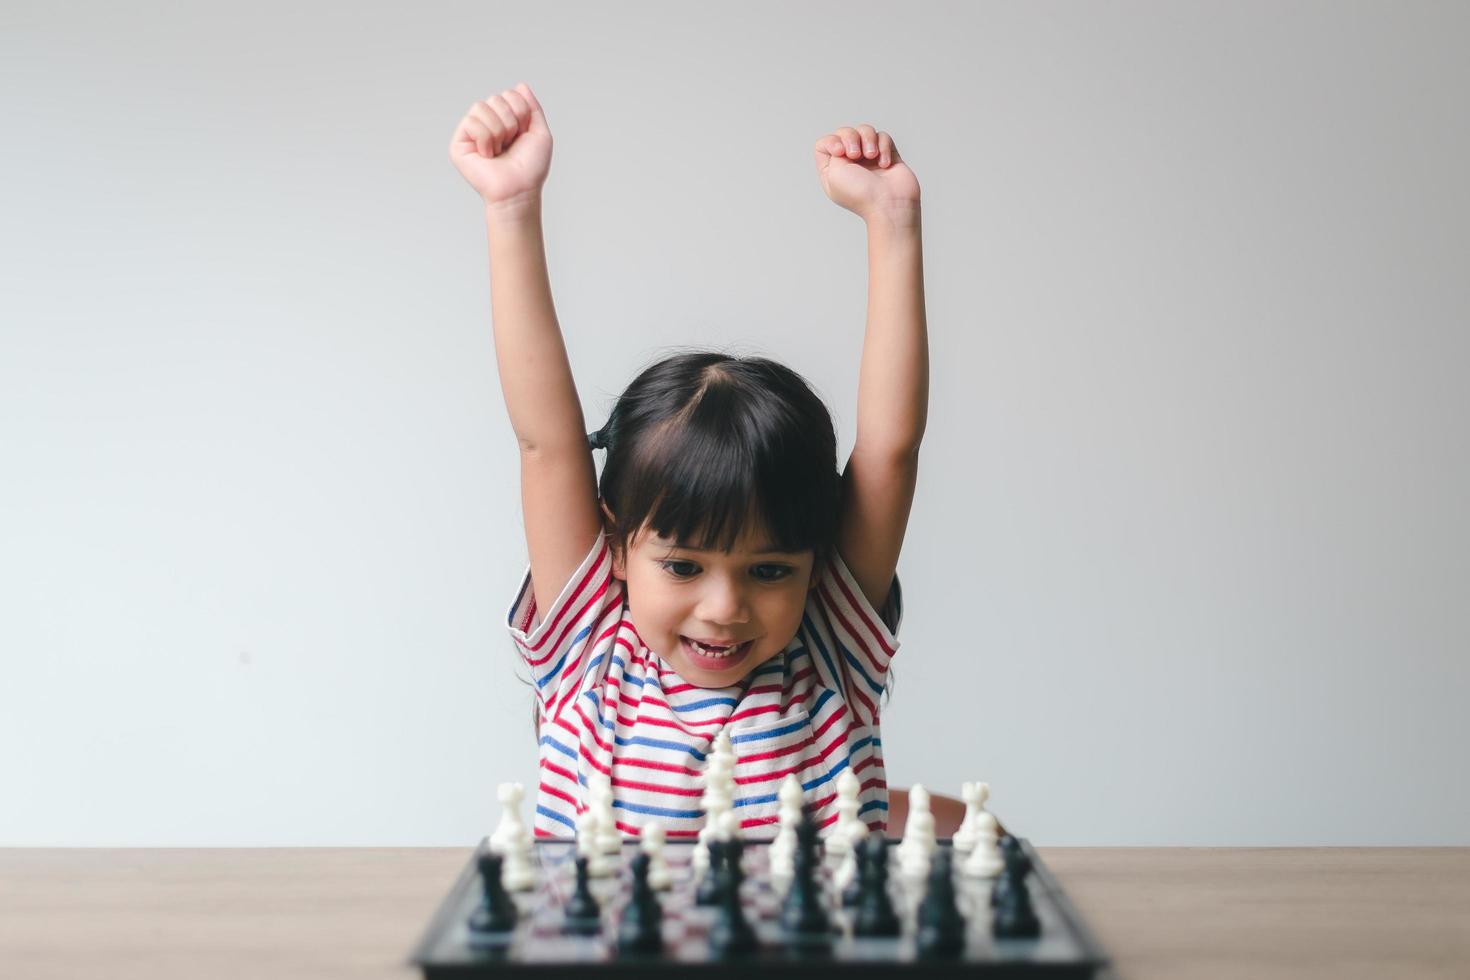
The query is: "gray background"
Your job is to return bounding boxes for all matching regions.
[2,0,1466,846]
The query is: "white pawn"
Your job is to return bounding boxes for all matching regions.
[897,783,937,881]
[769,774,804,884]
[826,769,864,859]
[640,821,672,890]
[590,774,622,857]
[490,782,528,853]
[833,818,870,893]
[961,787,1004,878]
[953,781,983,853]
[489,783,536,891]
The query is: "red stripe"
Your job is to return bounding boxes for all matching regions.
[525,549,613,660]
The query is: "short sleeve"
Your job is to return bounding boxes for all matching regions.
[812,549,903,724]
[506,531,621,714]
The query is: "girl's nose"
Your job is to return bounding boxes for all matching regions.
[696,578,750,624]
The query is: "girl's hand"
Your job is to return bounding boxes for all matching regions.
[813,125,920,223]
[449,82,553,215]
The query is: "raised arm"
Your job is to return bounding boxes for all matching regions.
[486,204,603,617]
[451,84,602,617]
[813,125,928,612]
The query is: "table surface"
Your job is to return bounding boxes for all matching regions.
[3,847,1468,980]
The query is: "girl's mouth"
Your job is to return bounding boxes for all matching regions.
[679,636,755,670]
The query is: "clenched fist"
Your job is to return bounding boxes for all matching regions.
[449,82,553,214]
[814,125,920,222]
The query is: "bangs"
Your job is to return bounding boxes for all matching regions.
[622,387,819,556]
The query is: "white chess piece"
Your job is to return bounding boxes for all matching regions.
[694,731,738,876]
[590,773,622,857]
[826,769,864,859]
[489,782,537,891]
[952,782,982,854]
[640,821,672,890]
[769,774,804,884]
[961,785,1004,878]
[897,783,938,882]
[490,782,528,854]
[833,816,870,893]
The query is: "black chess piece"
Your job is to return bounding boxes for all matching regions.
[780,811,832,947]
[853,834,901,937]
[696,838,726,906]
[707,837,757,956]
[563,854,602,936]
[467,852,518,933]
[917,849,966,957]
[990,835,1023,908]
[991,837,1041,939]
[617,852,664,954]
[841,835,870,908]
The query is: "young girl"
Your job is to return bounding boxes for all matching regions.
[449,83,927,841]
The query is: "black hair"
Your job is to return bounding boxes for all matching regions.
[588,348,843,571]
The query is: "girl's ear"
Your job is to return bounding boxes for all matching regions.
[601,499,627,580]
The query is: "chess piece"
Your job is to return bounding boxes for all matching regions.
[779,810,832,947]
[695,736,737,878]
[841,837,870,908]
[589,773,622,857]
[962,791,1003,879]
[769,774,804,886]
[917,849,966,957]
[853,834,901,937]
[990,835,1023,908]
[616,852,664,954]
[952,782,983,854]
[490,783,537,891]
[696,837,727,906]
[640,821,672,891]
[826,769,864,859]
[708,838,757,956]
[991,837,1041,939]
[897,783,938,882]
[577,806,616,879]
[467,852,518,933]
[563,855,602,935]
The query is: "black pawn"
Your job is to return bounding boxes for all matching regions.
[990,835,1023,908]
[841,836,870,908]
[708,838,757,956]
[917,849,966,957]
[991,838,1040,939]
[617,852,664,954]
[780,811,831,944]
[563,855,602,935]
[853,834,900,937]
[696,838,726,906]
[467,852,518,933]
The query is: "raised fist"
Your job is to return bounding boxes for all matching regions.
[449,82,553,213]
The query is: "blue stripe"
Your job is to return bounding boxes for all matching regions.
[536,804,577,829]
[840,647,885,697]
[611,798,704,819]
[858,798,889,814]
[533,622,593,689]
[586,650,606,673]
[539,734,577,760]
[670,696,738,712]
[729,718,808,744]
[613,733,707,760]
[850,734,873,755]
[810,688,836,716]
[581,691,615,730]
[804,616,844,698]
[733,754,849,808]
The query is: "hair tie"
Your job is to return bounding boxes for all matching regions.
[587,427,608,450]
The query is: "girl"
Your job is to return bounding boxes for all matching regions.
[449,83,927,840]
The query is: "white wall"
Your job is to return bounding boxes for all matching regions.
[3,0,1466,846]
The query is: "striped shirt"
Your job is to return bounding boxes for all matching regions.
[506,529,903,840]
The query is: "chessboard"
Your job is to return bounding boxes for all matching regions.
[409,837,1111,977]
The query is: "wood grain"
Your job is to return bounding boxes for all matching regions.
[1,847,1466,979]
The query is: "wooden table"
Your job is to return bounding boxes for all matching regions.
[2,848,1467,979]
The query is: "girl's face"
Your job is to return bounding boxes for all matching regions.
[605,504,819,689]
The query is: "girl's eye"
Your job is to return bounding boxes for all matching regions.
[657,562,794,582]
